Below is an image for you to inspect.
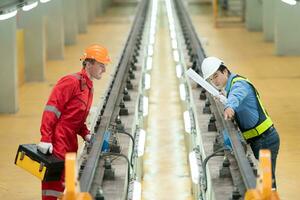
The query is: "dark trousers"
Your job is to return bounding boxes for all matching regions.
[248,126,280,188]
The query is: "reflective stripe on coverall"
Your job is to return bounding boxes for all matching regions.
[40,69,93,200]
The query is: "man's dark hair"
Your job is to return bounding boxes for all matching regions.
[82,58,96,68]
[218,64,231,76]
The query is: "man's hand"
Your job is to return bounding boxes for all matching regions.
[224,107,235,120]
[37,142,53,154]
[84,134,92,142]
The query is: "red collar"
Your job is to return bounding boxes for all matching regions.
[80,69,93,89]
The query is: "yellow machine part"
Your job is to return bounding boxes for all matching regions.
[15,151,46,180]
[245,149,280,200]
[61,153,92,200]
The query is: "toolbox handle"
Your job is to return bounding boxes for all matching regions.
[20,151,25,160]
[39,162,45,172]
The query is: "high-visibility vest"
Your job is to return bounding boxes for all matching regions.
[228,75,273,140]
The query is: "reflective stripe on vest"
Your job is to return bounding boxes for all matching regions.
[229,76,273,140]
[44,105,61,119]
[42,189,62,197]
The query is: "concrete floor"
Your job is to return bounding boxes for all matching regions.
[188,3,300,199]
[142,1,192,199]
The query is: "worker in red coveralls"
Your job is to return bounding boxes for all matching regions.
[37,44,111,200]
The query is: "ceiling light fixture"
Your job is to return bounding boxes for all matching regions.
[281,0,297,5]
[22,1,38,11]
[0,10,17,20]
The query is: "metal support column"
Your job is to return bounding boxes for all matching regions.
[245,0,262,31]
[0,17,18,113]
[62,0,78,45]
[43,0,64,60]
[18,6,46,82]
[262,0,275,42]
[274,1,300,55]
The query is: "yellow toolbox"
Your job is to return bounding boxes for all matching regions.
[14,144,64,181]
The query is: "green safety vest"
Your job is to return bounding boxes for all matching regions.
[228,76,273,140]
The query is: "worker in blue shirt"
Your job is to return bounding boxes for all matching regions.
[201,56,280,189]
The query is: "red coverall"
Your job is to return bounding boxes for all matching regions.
[40,69,93,200]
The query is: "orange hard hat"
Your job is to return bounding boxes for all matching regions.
[81,44,111,64]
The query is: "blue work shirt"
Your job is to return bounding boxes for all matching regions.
[224,73,259,130]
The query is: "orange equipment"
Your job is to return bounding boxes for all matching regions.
[61,153,92,200]
[245,149,280,200]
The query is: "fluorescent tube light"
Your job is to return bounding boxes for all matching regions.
[22,1,38,11]
[172,39,178,49]
[173,50,179,62]
[176,64,182,78]
[146,56,152,70]
[132,181,141,200]
[144,73,151,90]
[189,151,199,184]
[179,84,186,101]
[150,35,155,45]
[143,96,148,117]
[138,129,146,157]
[150,29,156,38]
[148,45,153,56]
[183,111,191,133]
[169,24,175,32]
[170,31,176,40]
[0,10,17,20]
[281,0,297,5]
[40,0,51,3]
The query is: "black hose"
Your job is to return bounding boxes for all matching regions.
[101,152,132,199]
[202,147,227,192]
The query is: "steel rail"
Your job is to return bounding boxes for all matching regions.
[79,0,149,194]
[174,0,256,191]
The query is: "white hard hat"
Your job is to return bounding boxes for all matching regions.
[201,56,224,80]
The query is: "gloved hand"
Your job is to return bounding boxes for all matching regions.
[37,142,53,154]
[84,134,92,142]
